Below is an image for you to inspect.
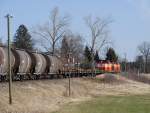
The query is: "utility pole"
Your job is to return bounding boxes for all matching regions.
[68,52,72,96]
[124,53,126,72]
[92,51,95,77]
[124,53,127,76]
[5,14,13,104]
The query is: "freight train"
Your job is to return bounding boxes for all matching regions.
[0,46,120,81]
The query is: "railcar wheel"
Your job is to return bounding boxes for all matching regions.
[20,75,23,81]
[50,74,54,79]
[35,75,40,80]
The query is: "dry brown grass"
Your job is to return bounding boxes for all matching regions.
[0,74,150,113]
[141,73,150,79]
[125,72,150,84]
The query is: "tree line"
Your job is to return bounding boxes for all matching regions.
[121,41,150,73]
[1,7,119,69]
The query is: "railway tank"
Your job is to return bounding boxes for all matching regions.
[32,52,47,74]
[15,49,32,74]
[47,55,63,74]
[0,46,16,75]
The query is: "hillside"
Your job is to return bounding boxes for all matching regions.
[0,75,150,113]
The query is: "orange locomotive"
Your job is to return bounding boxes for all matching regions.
[96,60,121,73]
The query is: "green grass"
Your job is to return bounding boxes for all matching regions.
[53,95,150,113]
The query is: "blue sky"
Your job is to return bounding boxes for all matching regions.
[0,0,150,61]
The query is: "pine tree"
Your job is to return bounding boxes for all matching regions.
[94,51,100,62]
[106,48,118,62]
[84,46,92,63]
[0,38,3,46]
[13,24,33,50]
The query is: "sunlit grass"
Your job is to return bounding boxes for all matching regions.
[53,95,150,113]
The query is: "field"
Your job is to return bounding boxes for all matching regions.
[0,74,150,113]
[53,95,150,113]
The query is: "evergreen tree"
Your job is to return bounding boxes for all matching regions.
[13,24,33,50]
[94,50,100,62]
[106,48,118,62]
[84,46,92,62]
[0,38,3,46]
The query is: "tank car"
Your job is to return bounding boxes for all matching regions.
[32,52,47,75]
[47,55,63,78]
[0,46,16,80]
[16,49,32,74]
[12,49,33,80]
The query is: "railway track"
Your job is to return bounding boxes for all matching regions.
[0,71,99,82]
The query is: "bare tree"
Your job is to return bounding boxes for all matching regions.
[135,55,144,73]
[85,15,112,53]
[138,41,150,73]
[85,15,112,72]
[61,33,84,64]
[33,7,69,54]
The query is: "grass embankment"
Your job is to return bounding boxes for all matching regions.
[53,95,150,113]
[0,74,150,113]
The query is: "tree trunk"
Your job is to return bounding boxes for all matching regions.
[52,43,55,55]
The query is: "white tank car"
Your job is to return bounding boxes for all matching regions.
[0,47,15,75]
[15,49,32,74]
[32,52,47,74]
[47,55,63,74]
